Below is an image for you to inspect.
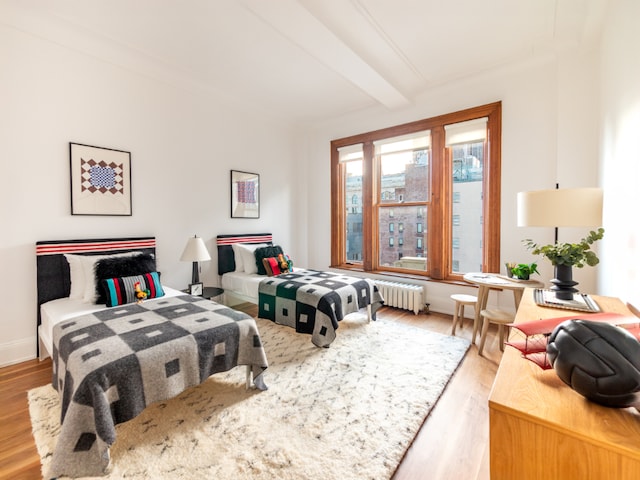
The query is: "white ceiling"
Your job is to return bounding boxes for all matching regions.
[3,0,610,124]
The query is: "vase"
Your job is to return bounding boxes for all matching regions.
[550,264,579,300]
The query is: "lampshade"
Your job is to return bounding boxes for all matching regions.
[517,188,603,227]
[180,236,211,263]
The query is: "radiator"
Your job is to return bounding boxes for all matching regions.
[375,280,425,315]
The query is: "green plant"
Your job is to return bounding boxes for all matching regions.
[510,263,539,280]
[523,228,605,268]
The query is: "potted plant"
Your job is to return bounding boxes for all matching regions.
[523,228,605,299]
[509,263,539,280]
[523,228,604,268]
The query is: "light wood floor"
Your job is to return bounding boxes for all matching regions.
[0,305,503,480]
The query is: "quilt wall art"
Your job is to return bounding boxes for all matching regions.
[70,142,132,216]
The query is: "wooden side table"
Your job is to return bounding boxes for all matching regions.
[489,289,640,479]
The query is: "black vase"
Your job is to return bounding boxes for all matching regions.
[550,264,579,300]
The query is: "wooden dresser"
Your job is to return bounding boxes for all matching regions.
[489,289,640,479]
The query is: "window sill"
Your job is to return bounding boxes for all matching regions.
[329,264,475,287]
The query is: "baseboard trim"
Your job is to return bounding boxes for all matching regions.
[0,336,37,368]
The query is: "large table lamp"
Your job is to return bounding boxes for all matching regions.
[180,235,211,284]
[517,187,603,299]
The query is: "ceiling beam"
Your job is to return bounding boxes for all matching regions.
[242,0,411,110]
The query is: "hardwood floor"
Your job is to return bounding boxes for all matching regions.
[0,305,502,480]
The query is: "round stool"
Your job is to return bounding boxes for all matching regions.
[478,309,515,355]
[450,294,478,337]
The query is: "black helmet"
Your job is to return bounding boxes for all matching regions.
[547,319,640,408]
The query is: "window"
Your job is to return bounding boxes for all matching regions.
[331,102,501,279]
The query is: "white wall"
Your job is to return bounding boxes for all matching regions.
[0,24,298,366]
[4,4,632,367]
[303,51,602,315]
[598,0,640,307]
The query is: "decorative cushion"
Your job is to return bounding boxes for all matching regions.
[65,251,140,303]
[254,245,284,275]
[278,253,293,273]
[94,253,156,304]
[262,257,282,276]
[102,272,165,307]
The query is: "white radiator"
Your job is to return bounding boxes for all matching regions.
[375,280,425,315]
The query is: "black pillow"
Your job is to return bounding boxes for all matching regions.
[95,253,156,304]
[254,245,284,275]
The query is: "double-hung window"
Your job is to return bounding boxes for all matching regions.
[330,102,501,280]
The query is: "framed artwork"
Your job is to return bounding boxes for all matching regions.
[70,142,132,215]
[230,170,260,218]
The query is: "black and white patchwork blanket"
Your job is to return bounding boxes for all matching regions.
[50,295,268,478]
[258,269,384,347]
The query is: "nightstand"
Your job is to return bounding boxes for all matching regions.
[202,286,224,302]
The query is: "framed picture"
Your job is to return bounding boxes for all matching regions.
[70,142,132,215]
[189,282,203,296]
[230,170,259,218]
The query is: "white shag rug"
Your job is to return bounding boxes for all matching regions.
[29,315,469,480]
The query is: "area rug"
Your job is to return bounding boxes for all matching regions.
[29,315,470,479]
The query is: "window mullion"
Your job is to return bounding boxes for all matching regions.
[362,141,375,271]
[429,126,446,279]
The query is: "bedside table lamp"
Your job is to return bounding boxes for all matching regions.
[180,235,211,284]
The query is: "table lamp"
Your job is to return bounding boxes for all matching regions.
[517,187,603,300]
[180,235,211,284]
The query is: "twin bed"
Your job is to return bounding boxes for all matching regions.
[36,237,268,478]
[217,233,384,347]
[36,233,382,477]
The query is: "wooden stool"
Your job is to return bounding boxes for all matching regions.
[450,294,478,338]
[478,309,514,355]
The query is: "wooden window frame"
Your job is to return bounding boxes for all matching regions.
[330,102,501,280]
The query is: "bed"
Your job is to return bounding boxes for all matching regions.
[36,237,269,478]
[217,233,384,347]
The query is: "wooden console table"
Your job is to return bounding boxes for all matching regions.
[489,289,640,479]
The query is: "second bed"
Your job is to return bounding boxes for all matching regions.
[217,233,384,347]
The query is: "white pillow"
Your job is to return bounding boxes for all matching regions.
[64,251,141,303]
[64,254,86,300]
[231,243,244,272]
[236,243,268,275]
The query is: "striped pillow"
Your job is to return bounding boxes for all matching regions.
[101,272,165,307]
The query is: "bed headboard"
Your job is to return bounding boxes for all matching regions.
[35,237,156,325]
[216,233,272,275]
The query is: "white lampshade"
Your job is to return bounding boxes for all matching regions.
[517,188,603,227]
[180,236,211,262]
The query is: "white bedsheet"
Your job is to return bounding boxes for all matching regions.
[39,286,183,359]
[221,271,263,303]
